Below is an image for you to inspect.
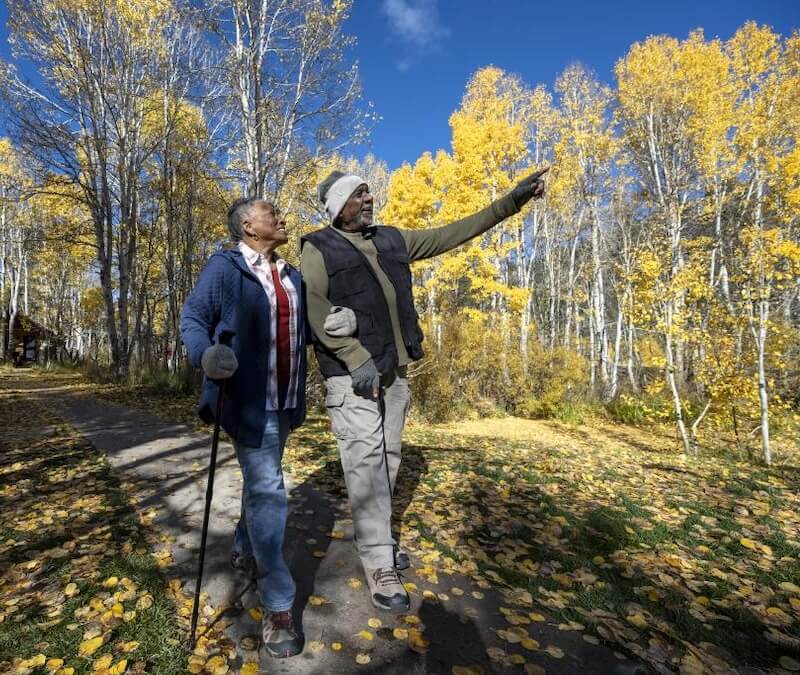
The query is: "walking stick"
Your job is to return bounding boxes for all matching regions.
[190,335,232,648]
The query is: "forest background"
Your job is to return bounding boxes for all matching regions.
[0,0,799,466]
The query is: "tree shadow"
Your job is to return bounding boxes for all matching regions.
[285,458,341,619]
[360,598,489,675]
[392,443,429,549]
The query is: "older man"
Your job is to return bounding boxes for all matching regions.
[300,168,548,612]
[181,198,330,658]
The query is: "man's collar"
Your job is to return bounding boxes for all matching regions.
[333,225,378,239]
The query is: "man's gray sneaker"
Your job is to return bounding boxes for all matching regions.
[363,566,410,612]
[262,611,303,658]
[394,547,411,571]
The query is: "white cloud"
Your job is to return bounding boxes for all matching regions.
[381,0,450,48]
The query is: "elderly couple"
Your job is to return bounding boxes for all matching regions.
[180,168,548,658]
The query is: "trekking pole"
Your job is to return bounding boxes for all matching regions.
[190,333,232,648]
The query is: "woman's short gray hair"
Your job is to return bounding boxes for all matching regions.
[227,197,260,242]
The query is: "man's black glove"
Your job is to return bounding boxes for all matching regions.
[351,359,380,399]
[510,166,550,209]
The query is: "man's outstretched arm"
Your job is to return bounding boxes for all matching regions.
[400,167,549,262]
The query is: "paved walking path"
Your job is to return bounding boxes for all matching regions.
[20,372,644,674]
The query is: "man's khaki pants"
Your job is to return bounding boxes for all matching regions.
[324,368,410,568]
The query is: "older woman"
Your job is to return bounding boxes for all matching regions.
[181,197,350,658]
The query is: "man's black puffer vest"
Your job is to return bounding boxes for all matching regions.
[301,226,424,377]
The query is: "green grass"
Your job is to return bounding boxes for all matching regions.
[0,391,188,674]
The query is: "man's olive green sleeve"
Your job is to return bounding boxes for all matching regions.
[399,192,520,262]
[300,241,373,372]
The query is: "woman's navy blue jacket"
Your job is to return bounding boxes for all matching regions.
[180,247,307,447]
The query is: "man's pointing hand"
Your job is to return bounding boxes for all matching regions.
[511,166,550,209]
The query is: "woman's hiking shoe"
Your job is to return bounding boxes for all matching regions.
[262,611,303,658]
[363,566,410,612]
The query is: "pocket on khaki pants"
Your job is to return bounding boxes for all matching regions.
[325,392,351,439]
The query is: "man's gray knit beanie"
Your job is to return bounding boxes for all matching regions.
[318,170,346,205]
[318,170,367,224]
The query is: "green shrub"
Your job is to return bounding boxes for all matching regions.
[606,392,673,425]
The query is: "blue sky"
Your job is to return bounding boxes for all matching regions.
[0,0,796,170]
[345,0,799,168]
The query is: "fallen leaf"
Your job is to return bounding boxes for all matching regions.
[79,636,105,657]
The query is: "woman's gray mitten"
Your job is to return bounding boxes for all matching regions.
[324,306,357,337]
[201,344,238,379]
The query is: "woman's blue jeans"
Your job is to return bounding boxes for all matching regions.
[233,411,295,612]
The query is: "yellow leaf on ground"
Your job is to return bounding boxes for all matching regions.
[248,607,264,620]
[627,613,648,629]
[308,596,327,606]
[136,595,153,610]
[65,583,79,597]
[79,636,105,657]
[331,642,343,651]
[486,647,507,662]
[393,628,409,639]
[46,658,64,672]
[510,654,526,665]
[545,646,564,658]
[408,628,430,654]
[357,630,374,641]
[367,618,382,629]
[23,654,47,668]
[355,653,371,664]
[521,638,539,650]
[187,657,204,674]
[240,663,259,675]
[347,578,362,589]
[102,576,119,588]
[308,640,325,652]
[739,538,757,550]
[205,655,227,674]
[779,582,800,594]
[109,660,127,675]
[93,653,113,670]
